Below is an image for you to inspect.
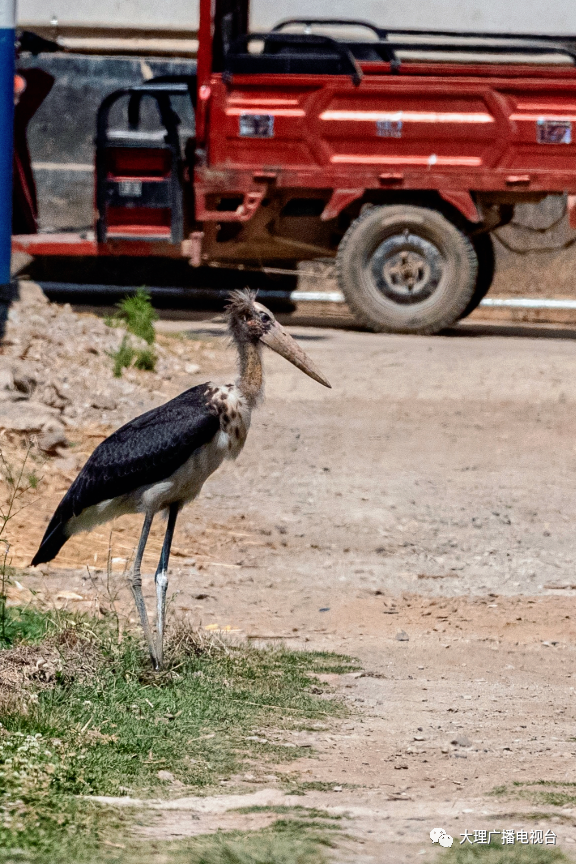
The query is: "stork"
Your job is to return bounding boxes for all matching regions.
[31,291,330,669]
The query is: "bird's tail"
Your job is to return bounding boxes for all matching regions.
[31,514,69,566]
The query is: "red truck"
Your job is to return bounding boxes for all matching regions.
[12,1,576,333]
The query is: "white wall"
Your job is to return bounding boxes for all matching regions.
[17,0,576,36]
[17,0,199,31]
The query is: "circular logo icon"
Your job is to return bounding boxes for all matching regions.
[430,828,454,847]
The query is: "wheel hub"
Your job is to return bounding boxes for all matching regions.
[370,231,444,305]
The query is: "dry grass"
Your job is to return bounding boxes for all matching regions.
[0,615,101,711]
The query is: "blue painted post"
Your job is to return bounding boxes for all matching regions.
[0,0,15,337]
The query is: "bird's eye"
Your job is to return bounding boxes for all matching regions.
[259,312,271,323]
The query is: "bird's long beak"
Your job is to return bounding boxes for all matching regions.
[260,322,331,388]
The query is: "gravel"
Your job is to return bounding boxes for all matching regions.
[0,281,180,435]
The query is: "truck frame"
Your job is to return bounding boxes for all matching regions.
[12,0,576,333]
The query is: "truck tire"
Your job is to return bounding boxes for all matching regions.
[458,233,495,320]
[336,204,478,334]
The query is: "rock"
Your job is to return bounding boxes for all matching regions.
[125,332,149,352]
[12,371,36,396]
[451,735,472,747]
[91,393,117,411]
[0,366,14,391]
[52,456,78,473]
[41,383,70,410]
[27,313,47,329]
[17,281,48,306]
[184,363,201,375]
[6,580,34,603]
[157,770,175,782]
[395,630,409,641]
[0,401,58,433]
[56,590,84,601]
[38,422,68,454]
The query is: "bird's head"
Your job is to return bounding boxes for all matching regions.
[226,289,331,388]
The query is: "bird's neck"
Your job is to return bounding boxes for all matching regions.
[237,340,264,407]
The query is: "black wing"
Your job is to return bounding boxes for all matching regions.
[32,383,220,565]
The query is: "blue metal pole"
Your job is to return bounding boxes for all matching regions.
[0,0,15,336]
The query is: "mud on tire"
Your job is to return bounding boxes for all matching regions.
[336,204,478,334]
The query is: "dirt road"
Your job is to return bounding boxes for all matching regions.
[12,318,576,861]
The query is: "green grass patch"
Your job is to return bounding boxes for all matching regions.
[491,780,576,808]
[127,821,337,864]
[179,832,332,864]
[133,347,157,372]
[0,609,357,864]
[439,838,568,863]
[0,605,64,647]
[279,778,358,795]
[234,804,343,822]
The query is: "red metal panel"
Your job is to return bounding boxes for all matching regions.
[195,0,215,145]
[500,89,576,171]
[11,233,183,258]
[107,207,172,236]
[106,148,171,179]
[203,70,576,199]
[12,234,98,256]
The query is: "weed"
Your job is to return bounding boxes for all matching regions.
[118,289,158,345]
[106,290,158,376]
[106,289,158,345]
[109,335,135,378]
[0,605,55,645]
[133,347,157,372]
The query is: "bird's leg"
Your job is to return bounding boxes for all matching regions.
[154,503,178,668]
[131,512,158,669]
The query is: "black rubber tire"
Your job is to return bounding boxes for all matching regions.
[336,204,478,334]
[458,233,496,320]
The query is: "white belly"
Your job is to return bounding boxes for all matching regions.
[66,430,232,537]
[66,384,252,539]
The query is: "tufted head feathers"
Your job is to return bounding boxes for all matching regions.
[226,289,275,344]
[226,289,331,388]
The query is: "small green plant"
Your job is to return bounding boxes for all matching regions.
[110,335,135,378]
[0,445,39,644]
[115,289,158,345]
[0,605,55,645]
[133,347,157,371]
[106,289,158,376]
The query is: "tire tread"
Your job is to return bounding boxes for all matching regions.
[336,204,478,334]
